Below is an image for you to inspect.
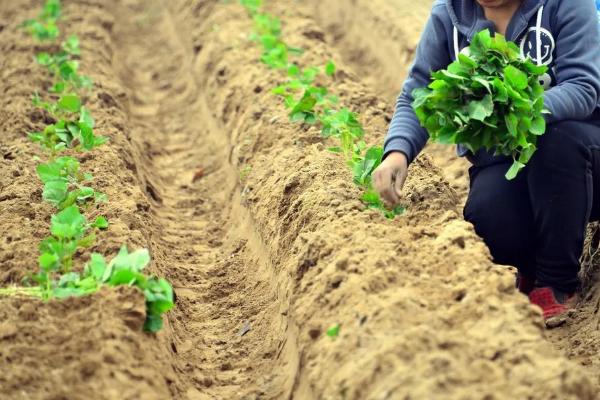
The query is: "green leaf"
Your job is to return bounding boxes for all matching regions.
[36,52,51,65]
[109,269,141,285]
[79,107,95,128]
[58,94,81,113]
[50,205,87,239]
[458,53,477,68]
[77,186,95,201]
[530,116,546,136]
[39,253,59,271]
[473,77,492,93]
[62,35,80,55]
[503,65,528,90]
[143,314,164,333]
[58,272,81,287]
[522,61,547,75]
[505,160,525,180]
[93,216,109,229]
[505,113,519,137]
[325,60,336,77]
[42,179,68,206]
[87,253,107,281]
[467,95,494,121]
[287,64,300,77]
[125,248,151,272]
[326,323,340,338]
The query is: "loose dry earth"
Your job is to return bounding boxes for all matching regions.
[0,0,599,399]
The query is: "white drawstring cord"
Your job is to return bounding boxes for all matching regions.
[535,5,544,65]
[453,4,544,63]
[453,25,460,60]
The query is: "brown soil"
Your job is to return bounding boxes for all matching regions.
[0,0,598,399]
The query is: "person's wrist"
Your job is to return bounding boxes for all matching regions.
[386,151,408,167]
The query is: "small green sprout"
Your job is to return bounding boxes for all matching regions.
[240,0,262,15]
[326,323,340,338]
[240,165,252,181]
[325,60,336,77]
[21,0,61,41]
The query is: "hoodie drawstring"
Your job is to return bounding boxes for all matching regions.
[451,5,545,64]
[535,5,545,66]
[453,25,460,60]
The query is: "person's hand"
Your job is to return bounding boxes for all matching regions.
[372,151,409,206]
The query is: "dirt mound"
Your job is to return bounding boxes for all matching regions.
[0,1,173,398]
[173,0,594,397]
[0,0,597,398]
[0,287,172,400]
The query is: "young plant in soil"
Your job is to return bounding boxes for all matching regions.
[412,30,548,179]
[29,93,107,153]
[4,245,174,333]
[36,34,94,93]
[21,0,61,41]
[37,156,107,209]
[9,0,176,332]
[36,205,108,275]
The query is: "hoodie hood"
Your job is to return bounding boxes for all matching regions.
[446,0,545,39]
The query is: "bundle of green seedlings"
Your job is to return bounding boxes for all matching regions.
[240,0,404,219]
[412,30,548,179]
[0,0,174,332]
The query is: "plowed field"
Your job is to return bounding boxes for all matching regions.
[1,1,599,399]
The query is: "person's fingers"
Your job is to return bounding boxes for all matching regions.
[372,169,382,186]
[380,170,400,205]
[372,167,387,194]
[393,167,407,198]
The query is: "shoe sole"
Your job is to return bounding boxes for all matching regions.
[545,309,577,329]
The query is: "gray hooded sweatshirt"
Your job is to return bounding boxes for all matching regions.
[384,0,600,166]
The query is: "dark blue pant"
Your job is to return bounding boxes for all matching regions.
[464,117,600,293]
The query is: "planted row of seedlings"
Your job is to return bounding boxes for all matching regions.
[0,0,174,332]
[240,0,404,219]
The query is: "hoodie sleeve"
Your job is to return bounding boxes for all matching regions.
[384,5,452,164]
[543,0,600,123]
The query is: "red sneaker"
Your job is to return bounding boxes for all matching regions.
[529,287,578,328]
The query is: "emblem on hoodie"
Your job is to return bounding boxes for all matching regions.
[519,27,556,89]
[519,27,555,65]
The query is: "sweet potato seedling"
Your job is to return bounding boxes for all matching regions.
[35,35,93,93]
[412,30,548,179]
[240,0,262,15]
[36,205,108,277]
[247,11,303,70]
[37,156,107,209]
[4,246,173,333]
[3,0,176,333]
[90,246,175,332]
[21,0,61,41]
[51,246,175,332]
[30,95,108,153]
